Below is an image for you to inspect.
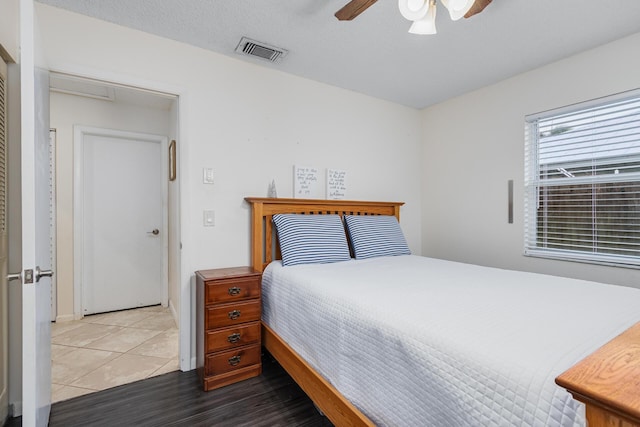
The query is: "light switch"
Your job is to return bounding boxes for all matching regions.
[203,168,215,184]
[203,210,215,227]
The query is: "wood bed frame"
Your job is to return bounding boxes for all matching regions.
[245,197,404,427]
[245,197,640,427]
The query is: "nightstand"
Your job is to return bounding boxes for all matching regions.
[196,266,262,391]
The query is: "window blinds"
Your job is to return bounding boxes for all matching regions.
[524,90,640,267]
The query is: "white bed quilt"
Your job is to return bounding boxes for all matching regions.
[262,255,640,427]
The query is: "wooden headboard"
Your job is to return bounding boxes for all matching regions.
[245,197,404,272]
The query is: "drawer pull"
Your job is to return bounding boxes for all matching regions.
[228,310,241,320]
[228,355,241,366]
[228,286,242,296]
[227,332,241,343]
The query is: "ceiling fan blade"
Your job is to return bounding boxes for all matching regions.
[464,0,492,19]
[335,0,379,21]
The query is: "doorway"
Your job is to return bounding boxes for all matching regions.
[48,73,181,399]
[48,73,178,320]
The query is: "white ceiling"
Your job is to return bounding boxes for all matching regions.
[37,0,640,109]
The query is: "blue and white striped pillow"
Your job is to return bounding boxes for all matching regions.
[272,214,351,266]
[344,215,411,259]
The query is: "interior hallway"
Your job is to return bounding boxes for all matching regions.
[50,305,179,403]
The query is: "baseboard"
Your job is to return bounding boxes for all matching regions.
[55,313,76,323]
[170,299,193,371]
[168,300,178,326]
[0,389,9,425]
[9,401,21,417]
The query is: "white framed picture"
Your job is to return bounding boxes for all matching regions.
[293,165,321,198]
[327,169,347,200]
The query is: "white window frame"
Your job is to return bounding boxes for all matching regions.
[524,89,640,268]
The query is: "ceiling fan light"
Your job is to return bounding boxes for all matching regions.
[398,0,430,21]
[441,0,474,20]
[408,1,437,35]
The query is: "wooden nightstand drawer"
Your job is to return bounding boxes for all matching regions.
[204,344,261,376]
[205,322,260,353]
[205,300,261,329]
[205,276,261,305]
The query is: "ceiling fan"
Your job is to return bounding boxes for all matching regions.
[335,0,493,34]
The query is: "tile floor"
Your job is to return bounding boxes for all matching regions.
[51,305,179,403]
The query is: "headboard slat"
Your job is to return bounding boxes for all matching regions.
[245,197,405,272]
[265,214,273,267]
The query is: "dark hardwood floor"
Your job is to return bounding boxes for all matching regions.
[5,350,333,427]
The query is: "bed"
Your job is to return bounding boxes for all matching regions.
[244,197,640,427]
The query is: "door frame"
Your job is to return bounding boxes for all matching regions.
[73,126,169,317]
[49,129,57,321]
[0,50,8,427]
[21,8,52,420]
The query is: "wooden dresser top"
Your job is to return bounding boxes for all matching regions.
[556,321,640,423]
[196,267,261,281]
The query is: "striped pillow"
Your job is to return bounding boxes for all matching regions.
[272,214,351,266]
[344,215,411,259]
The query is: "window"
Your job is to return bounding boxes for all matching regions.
[524,90,640,267]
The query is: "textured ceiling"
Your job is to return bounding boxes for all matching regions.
[37,0,640,109]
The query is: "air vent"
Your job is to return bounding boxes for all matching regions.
[235,37,288,63]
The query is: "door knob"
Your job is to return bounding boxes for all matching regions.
[35,266,54,282]
[147,229,160,235]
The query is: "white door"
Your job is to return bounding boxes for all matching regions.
[76,127,167,315]
[20,40,53,427]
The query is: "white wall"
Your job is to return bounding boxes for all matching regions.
[421,31,640,288]
[35,4,423,368]
[36,3,423,265]
[49,91,172,320]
